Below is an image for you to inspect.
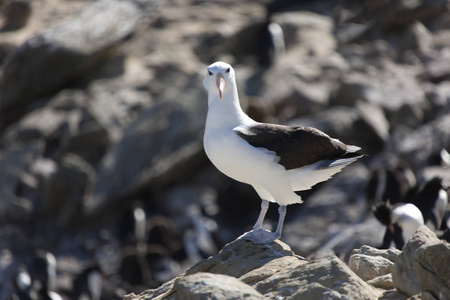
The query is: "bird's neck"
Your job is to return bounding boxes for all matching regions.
[206,90,253,129]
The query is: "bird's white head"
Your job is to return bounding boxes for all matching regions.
[203,61,236,101]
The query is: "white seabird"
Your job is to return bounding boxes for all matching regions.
[203,61,363,243]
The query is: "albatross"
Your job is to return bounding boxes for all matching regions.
[203,61,364,244]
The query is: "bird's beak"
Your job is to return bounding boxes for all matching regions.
[216,73,225,100]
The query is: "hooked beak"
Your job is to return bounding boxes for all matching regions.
[216,73,225,100]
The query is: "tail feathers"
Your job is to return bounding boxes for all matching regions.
[313,155,363,170]
[287,153,363,192]
[346,145,361,153]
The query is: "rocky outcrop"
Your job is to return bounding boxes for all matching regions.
[126,226,450,300]
[0,0,146,127]
[125,238,380,300]
[392,226,450,298]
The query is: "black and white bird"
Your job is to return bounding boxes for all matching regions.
[373,201,424,249]
[203,61,363,243]
[372,176,448,249]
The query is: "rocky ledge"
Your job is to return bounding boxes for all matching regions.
[124,226,449,300]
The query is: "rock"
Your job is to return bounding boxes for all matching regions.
[401,21,433,55]
[367,273,394,290]
[251,256,377,300]
[44,154,95,227]
[0,142,43,222]
[87,83,207,215]
[127,238,380,300]
[420,56,450,82]
[351,245,401,263]
[392,225,450,297]
[415,238,450,299]
[173,272,265,300]
[349,252,395,281]
[391,113,450,171]
[335,63,426,129]
[0,142,43,197]
[0,0,142,127]
[333,72,383,107]
[245,60,330,119]
[1,106,73,146]
[2,0,32,30]
[348,245,399,289]
[276,11,335,59]
[374,0,449,30]
[423,82,450,120]
[0,42,16,65]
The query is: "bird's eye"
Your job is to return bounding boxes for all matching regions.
[208,71,213,76]
[226,68,230,73]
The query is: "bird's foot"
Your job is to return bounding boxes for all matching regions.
[238,228,280,244]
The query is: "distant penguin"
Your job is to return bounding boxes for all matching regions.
[72,263,103,300]
[11,265,33,300]
[31,251,63,300]
[366,159,416,208]
[373,202,424,249]
[411,177,448,232]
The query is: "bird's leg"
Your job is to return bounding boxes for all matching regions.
[253,200,269,230]
[273,205,287,239]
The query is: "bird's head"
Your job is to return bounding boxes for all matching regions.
[372,202,393,226]
[203,61,236,100]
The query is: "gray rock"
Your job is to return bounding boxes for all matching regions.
[45,154,95,227]
[420,57,450,83]
[401,21,433,55]
[333,72,383,107]
[1,106,72,145]
[252,256,377,300]
[414,237,450,299]
[391,113,450,171]
[423,81,450,120]
[88,81,207,215]
[0,142,43,197]
[2,0,32,30]
[126,238,379,300]
[348,253,395,281]
[367,273,394,290]
[0,42,16,65]
[173,272,266,300]
[350,245,401,263]
[0,0,142,127]
[246,61,330,119]
[0,142,43,222]
[374,0,448,30]
[392,225,449,297]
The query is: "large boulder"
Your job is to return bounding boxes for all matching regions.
[392,225,450,298]
[349,245,400,290]
[125,238,380,300]
[172,273,265,300]
[391,113,450,171]
[87,76,207,215]
[0,0,143,127]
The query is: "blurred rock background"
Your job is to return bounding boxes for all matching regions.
[0,0,449,299]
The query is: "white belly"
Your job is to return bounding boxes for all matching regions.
[203,127,302,206]
[204,129,283,184]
